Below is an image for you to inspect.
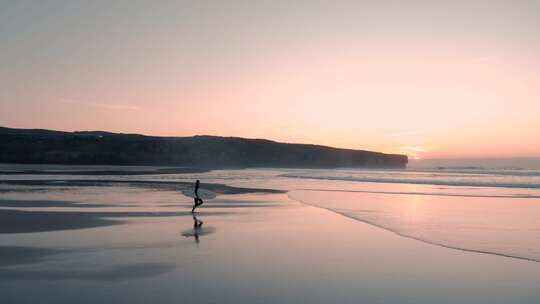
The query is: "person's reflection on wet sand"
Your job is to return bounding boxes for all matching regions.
[181,214,216,245]
[192,214,203,244]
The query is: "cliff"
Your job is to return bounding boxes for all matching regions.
[0,127,408,168]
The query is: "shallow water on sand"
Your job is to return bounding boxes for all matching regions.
[289,189,540,262]
[133,168,540,261]
[1,186,539,304]
[1,166,540,303]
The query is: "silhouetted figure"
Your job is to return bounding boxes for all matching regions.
[191,179,204,213]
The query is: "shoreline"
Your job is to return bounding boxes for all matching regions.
[289,193,540,263]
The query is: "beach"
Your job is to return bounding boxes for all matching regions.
[3,2,540,302]
[1,166,540,303]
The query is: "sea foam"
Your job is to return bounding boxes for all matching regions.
[289,189,540,262]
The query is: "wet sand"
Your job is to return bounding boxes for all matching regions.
[0,179,284,194]
[1,184,539,303]
[0,164,210,175]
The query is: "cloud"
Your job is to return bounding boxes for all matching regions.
[59,99,140,111]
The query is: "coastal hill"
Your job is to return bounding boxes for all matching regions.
[0,127,408,168]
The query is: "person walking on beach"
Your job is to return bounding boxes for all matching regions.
[191,180,204,213]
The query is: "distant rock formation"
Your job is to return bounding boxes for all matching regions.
[0,127,408,168]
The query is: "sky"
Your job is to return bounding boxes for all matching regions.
[1,0,539,159]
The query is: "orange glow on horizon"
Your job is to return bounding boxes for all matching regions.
[2,2,539,159]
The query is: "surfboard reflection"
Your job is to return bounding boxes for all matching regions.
[181,214,216,244]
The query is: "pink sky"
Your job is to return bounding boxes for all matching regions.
[1,1,539,159]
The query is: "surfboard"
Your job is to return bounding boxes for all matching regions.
[181,188,217,199]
